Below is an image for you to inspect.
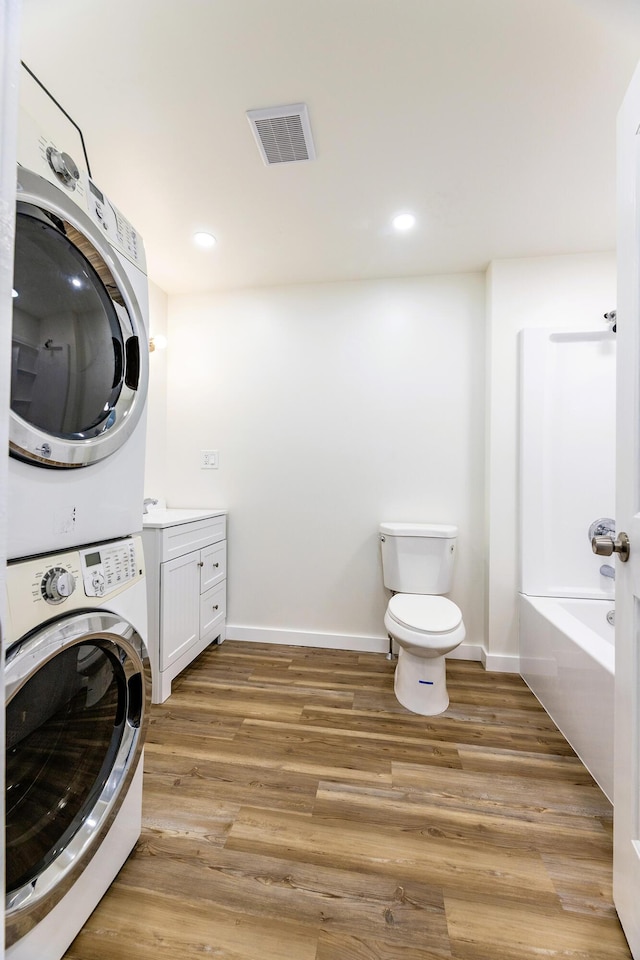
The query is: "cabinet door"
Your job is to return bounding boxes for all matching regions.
[160,550,200,670]
[200,541,226,593]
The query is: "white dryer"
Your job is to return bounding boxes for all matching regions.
[4,535,150,960]
[8,113,149,559]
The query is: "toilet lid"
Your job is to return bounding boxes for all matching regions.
[388,594,462,633]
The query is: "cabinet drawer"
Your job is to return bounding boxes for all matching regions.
[200,541,226,592]
[160,515,226,562]
[200,581,226,641]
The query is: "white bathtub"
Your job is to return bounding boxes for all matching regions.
[519,594,614,802]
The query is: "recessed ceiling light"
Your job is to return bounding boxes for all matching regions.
[193,231,217,249]
[392,213,416,232]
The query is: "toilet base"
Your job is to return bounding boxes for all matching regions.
[394,647,449,716]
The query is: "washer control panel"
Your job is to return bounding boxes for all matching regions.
[6,536,145,643]
[80,539,138,597]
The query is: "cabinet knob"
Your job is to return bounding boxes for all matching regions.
[212,604,219,610]
[213,562,219,568]
[197,561,204,567]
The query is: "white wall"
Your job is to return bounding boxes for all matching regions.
[163,275,486,652]
[485,253,617,665]
[144,279,168,501]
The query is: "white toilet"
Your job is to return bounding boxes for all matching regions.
[380,522,465,716]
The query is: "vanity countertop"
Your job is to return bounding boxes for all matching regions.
[142,507,227,529]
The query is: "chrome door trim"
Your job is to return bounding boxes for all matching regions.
[11,166,148,468]
[5,610,151,946]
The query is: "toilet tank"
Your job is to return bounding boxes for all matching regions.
[379,522,458,594]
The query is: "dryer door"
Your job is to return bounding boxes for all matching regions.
[4,611,151,947]
[10,166,148,469]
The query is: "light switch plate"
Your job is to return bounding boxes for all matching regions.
[200,449,219,469]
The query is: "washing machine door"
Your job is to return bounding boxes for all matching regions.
[10,166,148,469]
[4,610,151,947]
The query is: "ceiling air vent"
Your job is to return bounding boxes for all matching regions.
[246,103,316,165]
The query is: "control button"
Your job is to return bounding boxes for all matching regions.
[92,572,105,596]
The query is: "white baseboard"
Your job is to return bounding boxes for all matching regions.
[481,648,521,673]
[226,624,389,653]
[447,642,483,662]
[226,624,486,664]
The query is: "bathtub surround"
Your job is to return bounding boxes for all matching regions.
[518,326,616,799]
[519,328,616,601]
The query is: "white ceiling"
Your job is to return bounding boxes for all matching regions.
[18,0,640,295]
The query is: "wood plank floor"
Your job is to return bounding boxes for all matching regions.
[64,642,632,960]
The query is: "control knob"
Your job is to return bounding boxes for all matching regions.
[42,567,76,603]
[46,147,80,190]
[92,571,105,596]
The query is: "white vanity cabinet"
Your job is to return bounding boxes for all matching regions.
[142,508,227,703]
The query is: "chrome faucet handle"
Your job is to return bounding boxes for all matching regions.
[143,498,159,515]
[588,517,616,541]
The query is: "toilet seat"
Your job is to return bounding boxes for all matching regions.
[387,594,462,634]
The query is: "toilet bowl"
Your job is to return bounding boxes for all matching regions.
[384,594,465,715]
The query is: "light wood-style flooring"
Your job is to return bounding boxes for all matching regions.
[64,642,632,960]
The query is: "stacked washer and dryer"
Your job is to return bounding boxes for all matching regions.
[5,111,152,960]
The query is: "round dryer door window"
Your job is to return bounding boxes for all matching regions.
[10,167,148,469]
[4,611,150,946]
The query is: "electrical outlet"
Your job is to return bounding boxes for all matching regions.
[200,450,219,469]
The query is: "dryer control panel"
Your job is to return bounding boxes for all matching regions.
[85,177,144,269]
[17,108,146,271]
[80,539,138,598]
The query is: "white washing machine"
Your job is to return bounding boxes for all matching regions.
[4,535,150,960]
[8,111,149,559]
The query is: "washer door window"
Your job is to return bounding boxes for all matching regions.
[5,612,150,946]
[10,167,147,468]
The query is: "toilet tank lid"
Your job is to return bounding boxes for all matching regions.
[379,522,458,538]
